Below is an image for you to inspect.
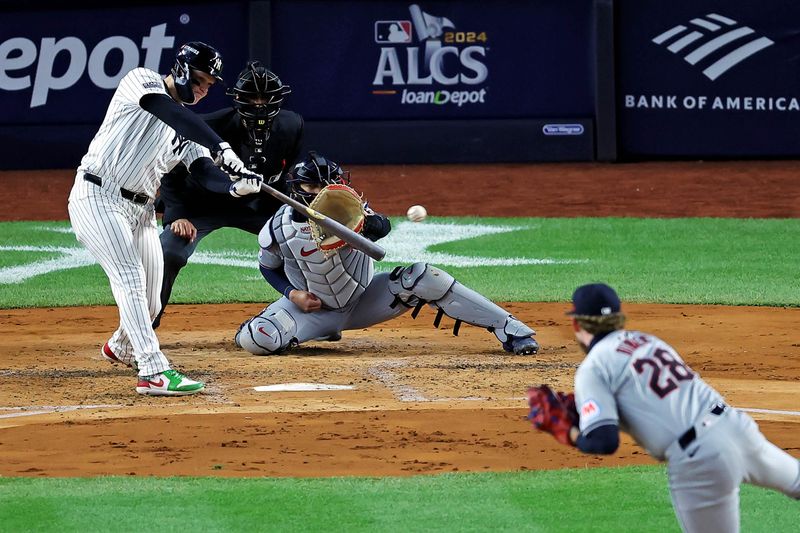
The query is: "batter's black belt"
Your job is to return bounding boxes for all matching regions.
[83,173,150,205]
[678,404,727,450]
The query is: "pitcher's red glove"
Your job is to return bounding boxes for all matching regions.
[526,384,579,446]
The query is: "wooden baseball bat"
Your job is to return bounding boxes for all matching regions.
[259,182,386,261]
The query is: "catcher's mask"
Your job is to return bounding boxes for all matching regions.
[171,41,224,105]
[226,61,291,144]
[287,151,351,205]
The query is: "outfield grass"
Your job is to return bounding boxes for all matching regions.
[0,217,797,308]
[0,466,795,532]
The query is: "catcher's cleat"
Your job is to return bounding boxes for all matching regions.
[504,336,540,356]
[136,369,204,396]
[101,343,138,370]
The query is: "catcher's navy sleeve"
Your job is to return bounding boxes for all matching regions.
[576,424,619,454]
[260,264,295,298]
[140,93,224,149]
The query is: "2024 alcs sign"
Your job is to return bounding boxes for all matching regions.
[371,4,489,107]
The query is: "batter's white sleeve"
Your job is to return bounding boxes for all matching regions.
[116,68,168,108]
[179,141,213,169]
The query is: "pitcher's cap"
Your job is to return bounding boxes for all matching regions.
[567,283,621,316]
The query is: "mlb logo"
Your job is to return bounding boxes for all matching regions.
[375,21,412,43]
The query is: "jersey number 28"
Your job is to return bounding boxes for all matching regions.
[633,348,694,398]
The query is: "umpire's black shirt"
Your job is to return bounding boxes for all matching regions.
[159,107,304,225]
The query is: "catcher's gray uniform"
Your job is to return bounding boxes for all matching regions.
[235,204,538,354]
[576,329,800,533]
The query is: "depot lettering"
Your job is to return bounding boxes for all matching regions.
[0,24,174,107]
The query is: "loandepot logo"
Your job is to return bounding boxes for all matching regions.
[0,222,586,284]
[372,3,489,106]
[652,13,774,81]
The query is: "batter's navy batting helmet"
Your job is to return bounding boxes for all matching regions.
[226,61,291,142]
[171,41,224,104]
[287,151,350,205]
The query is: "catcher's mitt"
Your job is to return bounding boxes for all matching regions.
[526,384,578,446]
[307,183,366,254]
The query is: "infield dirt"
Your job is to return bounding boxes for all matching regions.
[1,161,798,477]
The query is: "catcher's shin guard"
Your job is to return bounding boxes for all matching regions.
[388,263,537,351]
[235,308,297,355]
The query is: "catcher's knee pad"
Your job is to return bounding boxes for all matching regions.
[234,309,297,356]
[388,262,455,305]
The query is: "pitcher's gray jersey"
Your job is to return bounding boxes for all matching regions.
[575,330,723,460]
[78,67,209,199]
[258,204,373,309]
[574,329,799,533]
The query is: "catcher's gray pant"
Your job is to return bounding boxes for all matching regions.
[68,174,170,377]
[664,408,800,533]
[236,272,408,353]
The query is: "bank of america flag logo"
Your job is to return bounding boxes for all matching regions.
[652,13,774,81]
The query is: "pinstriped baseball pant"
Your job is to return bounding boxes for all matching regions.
[68,175,170,377]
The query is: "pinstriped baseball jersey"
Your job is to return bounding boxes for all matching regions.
[258,205,373,309]
[78,67,209,199]
[575,330,724,460]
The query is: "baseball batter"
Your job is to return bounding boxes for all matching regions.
[234,152,540,357]
[68,42,263,396]
[528,283,800,532]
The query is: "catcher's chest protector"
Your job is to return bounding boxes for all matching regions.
[272,205,373,309]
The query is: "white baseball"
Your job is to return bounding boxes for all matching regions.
[406,204,427,222]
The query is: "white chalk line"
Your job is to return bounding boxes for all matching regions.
[0,404,121,420]
[740,407,800,417]
[367,361,428,402]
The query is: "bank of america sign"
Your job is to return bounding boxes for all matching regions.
[652,13,774,81]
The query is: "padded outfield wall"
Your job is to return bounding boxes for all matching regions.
[0,0,797,168]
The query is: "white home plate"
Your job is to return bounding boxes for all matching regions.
[254,383,355,392]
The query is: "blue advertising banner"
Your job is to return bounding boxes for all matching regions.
[269,0,595,120]
[617,0,800,157]
[0,3,248,125]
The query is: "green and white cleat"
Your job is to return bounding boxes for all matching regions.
[136,369,205,396]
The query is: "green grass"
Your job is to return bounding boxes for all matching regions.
[0,217,797,308]
[0,466,795,532]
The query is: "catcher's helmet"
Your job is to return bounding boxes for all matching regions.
[226,61,291,142]
[171,41,224,104]
[287,151,350,205]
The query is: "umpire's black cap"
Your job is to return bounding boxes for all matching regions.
[567,283,621,316]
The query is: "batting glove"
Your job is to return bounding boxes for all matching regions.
[214,142,246,178]
[229,172,263,197]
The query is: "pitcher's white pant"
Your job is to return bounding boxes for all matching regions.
[68,174,170,377]
[665,408,800,533]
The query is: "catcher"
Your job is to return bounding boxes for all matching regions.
[527,283,800,533]
[234,151,539,356]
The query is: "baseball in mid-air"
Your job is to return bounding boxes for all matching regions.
[406,204,427,222]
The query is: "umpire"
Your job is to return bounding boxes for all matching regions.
[154,61,303,328]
